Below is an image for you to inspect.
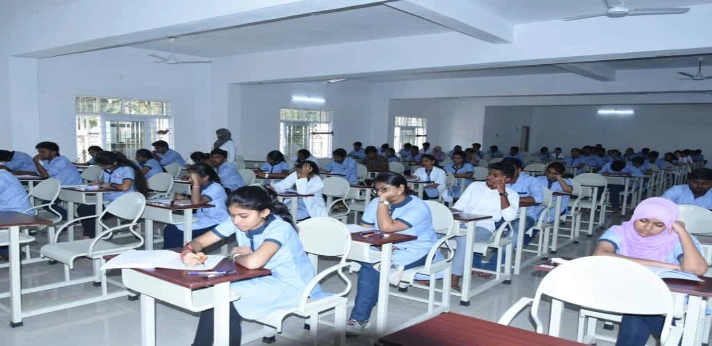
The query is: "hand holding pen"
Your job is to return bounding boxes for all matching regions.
[181,241,208,267]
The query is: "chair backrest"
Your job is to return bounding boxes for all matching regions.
[529,156,541,163]
[317,158,331,168]
[389,161,405,174]
[297,217,351,261]
[424,200,454,235]
[573,173,607,187]
[231,160,245,170]
[477,159,488,168]
[488,158,503,164]
[473,166,489,180]
[678,204,712,235]
[322,176,351,198]
[29,178,61,202]
[604,176,626,186]
[524,163,546,175]
[531,256,674,341]
[147,172,174,193]
[238,169,256,185]
[164,163,182,178]
[444,171,455,187]
[81,165,104,182]
[356,164,367,180]
[105,192,147,222]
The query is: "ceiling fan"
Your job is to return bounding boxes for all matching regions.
[321,78,348,85]
[563,0,690,21]
[679,57,712,81]
[148,37,211,65]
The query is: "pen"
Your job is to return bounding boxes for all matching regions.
[184,270,235,276]
[185,241,207,267]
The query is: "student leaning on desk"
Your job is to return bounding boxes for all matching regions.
[180,186,317,346]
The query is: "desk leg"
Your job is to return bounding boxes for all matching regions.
[9,225,23,327]
[376,243,393,336]
[95,193,103,237]
[67,201,75,241]
[622,179,629,216]
[514,207,527,276]
[183,210,193,245]
[682,295,703,346]
[587,187,598,237]
[290,197,298,221]
[214,282,231,346]
[418,185,424,199]
[145,219,154,251]
[140,294,156,346]
[551,196,563,253]
[460,222,475,306]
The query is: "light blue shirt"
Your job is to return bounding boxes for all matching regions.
[444,162,474,175]
[654,158,667,170]
[535,176,572,221]
[102,165,136,203]
[486,150,503,158]
[4,151,36,173]
[349,148,366,159]
[88,158,95,165]
[598,162,644,177]
[260,161,290,174]
[0,170,33,214]
[217,162,245,192]
[583,155,603,168]
[398,149,410,157]
[43,156,82,186]
[504,153,524,163]
[565,157,587,175]
[387,156,400,163]
[324,157,358,184]
[663,185,712,209]
[599,228,702,265]
[535,153,550,162]
[178,181,229,230]
[157,149,186,167]
[509,172,545,220]
[139,159,163,180]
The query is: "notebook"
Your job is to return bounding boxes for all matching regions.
[62,184,101,191]
[645,266,703,282]
[101,250,223,271]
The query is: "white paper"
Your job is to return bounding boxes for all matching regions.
[101,250,223,271]
[147,198,173,204]
[645,266,703,282]
[346,224,374,234]
[62,184,100,190]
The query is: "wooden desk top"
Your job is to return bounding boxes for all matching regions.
[519,200,540,207]
[351,232,416,246]
[16,175,46,181]
[145,202,215,210]
[277,192,314,197]
[132,258,271,290]
[451,211,492,222]
[0,211,53,227]
[61,186,115,193]
[552,192,571,197]
[379,312,585,346]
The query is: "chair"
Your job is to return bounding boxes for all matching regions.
[437,172,456,204]
[356,164,367,184]
[231,160,245,170]
[678,204,712,341]
[17,178,63,264]
[498,256,682,346]
[147,172,174,199]
[488,158,503,164]
[521,187,554,263]
[317,158,331,168]
[163,163,182,178]
[477,159,488,168]
[573,173,608,237]
[81,165,104,183]
[523,163,546,176]
[389,161,405,174]
[243,217,352,346]
[552,180,583,247]
[322,177,351,223]
[238,168,256,186]
[472,166,489,181]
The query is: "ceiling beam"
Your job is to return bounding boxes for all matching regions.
[385,0,513,43]
[554,62,616,81]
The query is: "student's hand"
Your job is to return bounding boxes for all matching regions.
[188,172,200,185]
[33,154,43,162]
[671,221,688,235]
[230,246,251,256]
[181,251,207,266]
[379,186,400,201]
[660,262,681,271]
[494,180,507,194]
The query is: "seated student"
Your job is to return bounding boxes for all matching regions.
[180,186,316,346]
[296,149,317,166]
[504,146,525,162]
[448,145,463,159]
[444,151,474,198]
[564,148,586,175]
[378,143,389,157]
[648,151,666,170]
[33,141,83,220]
[485,145,503,158]
[536,162,573,221]
[623,147,637,161]
[85,146,103,165]
[464,148,479,166]
[76,151,150,238]
[593,197,707,346]
[450,162,519,289]
[681,149,695,165]
[324,148,358,184]
[692,149,705,163]
[163,164,229,249]
[385,148,400,163]
[581,146,603,170]
[420,142,432,154]
[272,160,326,221]
[411,154,447,201]
[637,147,650,158]
[535,147,550,162]
[349,141,366,160]
[189,151,210,166]
[662,168,712,209]
[663,152,677,166]
[210,149,245,193]
[362,146,390,172]
[0,149,37,174]
[0,170,35,260]
[551,147,565,161]
[259,150,290,178]
[432,146,447,163]
[598,159,644,213]
[398,143,412,158]
[152,140,186,167]
[347,172,438,332]
[408,146,422,164]
[135,149,164,180]
[471,143,485,160]
[594,147,610,165]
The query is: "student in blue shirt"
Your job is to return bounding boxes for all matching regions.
[0,170,35,259]
[420,142,432,154]
[662,168,712,209]
[464,148,479,166]
[581,146,603,170]
[85,146,103,165]
[76,151,149,238]
[259,150,290,178]
[347,172,438,332]
[378,143,389,157]
[692,149,705,163]
[398,143,412,158]
[485,145,503,158]
[180,186,316,345]
[598,159,644,213]
[135,149,164,180]
[647,151,666,170]
[211,148,245,193]
[472,143,485,160]
[408,146,422,164]
[151,140,186,167]
[296,149,317,166]
[33,141,83,220]
[623,147,637,161]
[163,163,230,249]
[448,145,462,159]
[349,141,366,160]
[385,148,400,163]
[189,151,210,166]
[504,146,525,163]
[535,147,550,162]
[324,148,358,184]
[565,148,587,175]
[551,147,565,161]
[535,162,573,221]
[0,150,37,174]
[444,151,474,198]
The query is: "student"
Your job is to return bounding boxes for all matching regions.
[581,146,603,169]
[432,146,446,163]
[443,151,474,198]
[450,163,519,289]
[86,146,103,165]
[598,159,644,213]
[0,170,35,260]
[593,197,706,346]
[76,151,150,238]
[0,150,37,174]
[135,149,163,180]
[398,143,412,158]
[485,145,503,158]
[564,148,586,175]
[594,147,609,165]
[536,162,573,221]
[535,147,550,162]
[551,147,565,161]
[349,142,366,160]
[259,150,290,178]
[408,146,422,164]
[471,143,485,160]
[411,154,447,200]
[180,186,316,345]
[33,141,82,220]
[464,148,478,166]
[347,172,438,332]
[692,149,705,163]
[448,145,463,159]
[505,146,525,163]
[189,151,210,166]
[163,164,229,249]
[662,168,712,209]
[213,128,236,162]
[648,151,666,170]
[152,140,186,167]
[296,149,317,166]
[385,148,400,163]
[663,152,676,166]
[210,149,245,193]
[362,146,389,172]
[272,160,326,221]
[624,147,637,161]
[324,148,358,184]
[378,143,389,157]
[420,142,432,154]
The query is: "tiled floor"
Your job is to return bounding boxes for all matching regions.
[0,213,697,345]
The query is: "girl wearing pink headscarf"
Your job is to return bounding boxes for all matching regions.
[593,197,707,346]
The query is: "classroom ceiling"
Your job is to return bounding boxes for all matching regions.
[607,55,712,70]
[359,65,567,83]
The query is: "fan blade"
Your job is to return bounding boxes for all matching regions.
[628,8,689,16]
[563,12,608,21]
[605,0,626,8]
[149,54,169,61]
[678,72,695,78]
[176,61,212,64]
[705,76,712,79]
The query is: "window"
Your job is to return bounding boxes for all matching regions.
[279,108,333,158]
[75,96,172,162]
[394,116,427,150]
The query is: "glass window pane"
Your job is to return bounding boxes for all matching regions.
[76,96,98,113]
[100,97,122,113]
[149,101,165,115]
[76,116,101,162]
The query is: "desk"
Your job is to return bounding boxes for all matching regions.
[450,212,495,306]
[580,184,602,237]
[255,175,285,186]
[16,175,46,204]
[379,312,585,346]
[0,211,53,327]
[348,185,373,220]
[346,232,416,335]
[514,200,541,275]
[60,186,114,240]
[407,180,431,199]
[550,192,572,253]
[277,192,314,220]
[142,202,215,249]
[169,179,190,194]
[122,259,271,346]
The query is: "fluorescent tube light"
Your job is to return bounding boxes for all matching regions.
[597,109,634,116]
[291,96,325,104]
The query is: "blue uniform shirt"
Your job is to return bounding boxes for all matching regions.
[349,148,366,159]
[444,162,474,175]
[178,181,229,230]
[217,162,245,192]
[583,155,603,168]
[260,161,290,174]
[43,156,82,185]
[504,153,524,163]
[139,159,163,180]
[564,157,587,175]
[535,176,572,221]
[387,156,400,163]
[102,165,136,203]
[157,149,186,167]
[4,151,36,173]
[324,157,358,184]
[509,172,545,219]
[0,170,33,214]
[599,228,702,264]
[663,185,712,209]
[486,150,503,158]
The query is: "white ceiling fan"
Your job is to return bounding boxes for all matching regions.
[563,0,690,21]
[679,57,712,81]
[148,37,211,65]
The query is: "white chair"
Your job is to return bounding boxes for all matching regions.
[147,172,174,199]
[238,168,256,186]
[472,166,489,181]
[573,173,608,237]
[521,186,554,261]
[553,179,584,247]
[389,161,405,174]
[243,217,352,346]
[356,164,367,184]
[163,163,182,178]
[317,158,331,168]
[528,156,542,163]
[323,177,351,223]
[231,160,245,170]
[498,256,682,346]
[488,158,503,164]
[438,172,456,204]
[81,165,104,183]
[17,178,63,263]
[477,158,488,168]
[523,163,546,176]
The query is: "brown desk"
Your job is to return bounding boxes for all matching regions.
[379,312,585,346]
[133,258,270,289]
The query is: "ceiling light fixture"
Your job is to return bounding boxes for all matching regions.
[292,96,326,104]
[597,108,634,116]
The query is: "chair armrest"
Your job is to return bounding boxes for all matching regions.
[23,204,63,223]
[89,222,144,255]
[662,325,683,346]
[423,234,455,272]
[53,215,100,243]
[297,262,352,310]
[497,297,534,325]
[492,221,514,244]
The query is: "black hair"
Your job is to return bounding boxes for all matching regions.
[648,151,660,158]
[151,140,169,148]
[386,148,396,156]
[689,168,712,181]
[540,147,549,153]
[571,148,581,154]
[365,146,378,154]
[266,150,286,163]
[0,150,12,161]
[190,151,209,164]
[210,148,228,159]
[94,151,150,196]
[187,163,221,183]
[554,147,562,151]
[489,162,515,179]
[332,148,347,158]
[295,160,319,176]
[410,146,419,151]
[642,148,650,153]
[632,156,644,164]
[500,157,523,169]
[490,145,498,150]
[664,152,675,160]
[353,141,362,147]
[422,142,430,147]
[547,162,565,174]
[135,149,152,160]
[452,150,466,160]
[472,143,481,148]
[87,146,103,153]
[510,146,519,152]
[297,149,311,158]
[228,186,296,228]
[611,160,626,171]
[454,145,462,150]
[374,172,415,195]
[420,154,436,163]
[35,141,60,155]
[403,143,412,148]
[464,148,474,154]
[381,143,389,150]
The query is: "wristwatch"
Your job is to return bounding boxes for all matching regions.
[499,192,508,197]
[379,200,390,206]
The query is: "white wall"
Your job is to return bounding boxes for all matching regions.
[482,106,533,151]
[0,10,10,148]
[34,47,211,159]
